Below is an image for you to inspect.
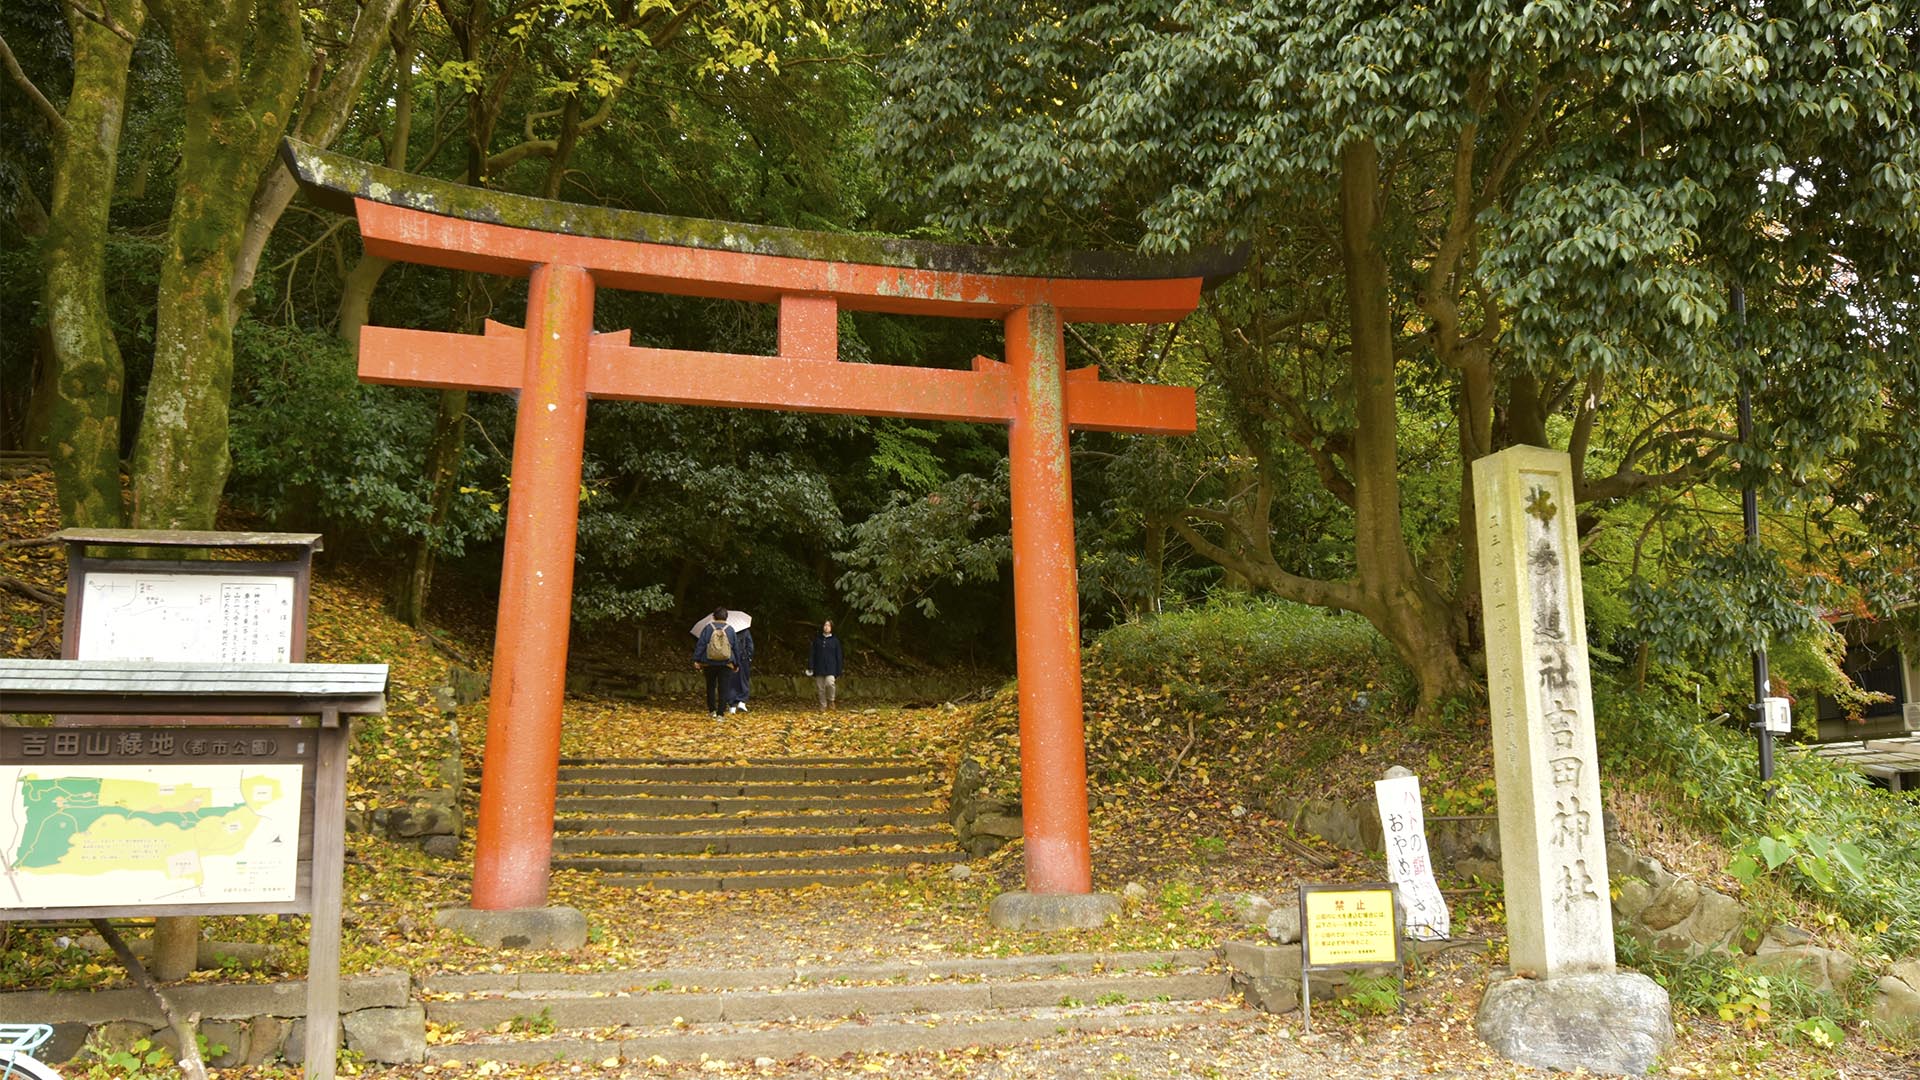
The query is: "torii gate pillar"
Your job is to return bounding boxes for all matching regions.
[471,264,594,909]
[285,139,1240,918]
[1006,305,1093,894]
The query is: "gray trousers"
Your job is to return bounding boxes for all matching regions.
[814,674,837,707]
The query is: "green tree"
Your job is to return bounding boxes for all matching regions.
[877,1,1920,711]
[34,0,147,526]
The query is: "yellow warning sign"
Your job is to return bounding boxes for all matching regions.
[1302,887,1398,966]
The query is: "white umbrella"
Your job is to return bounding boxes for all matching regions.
[689,610,752,637]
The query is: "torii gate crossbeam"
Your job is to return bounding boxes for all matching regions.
[287,141,1236,913]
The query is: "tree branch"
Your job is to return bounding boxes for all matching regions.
[1578,445,1729,504]
[65,0,139,44]
[0,33,66,134]
[91,919,210,1080]
[0,575,61,605]
[1170,515,1366,613]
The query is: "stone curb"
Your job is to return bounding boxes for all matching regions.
[5,973,408,1026]
[426,1005,1255,1064]
[418,948,1215,994]
[424,973,1231,1029]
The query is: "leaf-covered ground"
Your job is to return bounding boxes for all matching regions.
[5,468,1915,1077]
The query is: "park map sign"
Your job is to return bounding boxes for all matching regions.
[0,729,306,912]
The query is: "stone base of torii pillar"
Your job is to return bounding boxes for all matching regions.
[1469,447,1672,1076]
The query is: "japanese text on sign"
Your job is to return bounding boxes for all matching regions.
[1375,774,1451,941]
[1302,887,1398,967]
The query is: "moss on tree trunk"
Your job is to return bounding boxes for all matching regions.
[131,0,306,530]
[42,0,147,527]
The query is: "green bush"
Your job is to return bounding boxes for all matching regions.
[1090,594,1410,695]
[1597,682,1920,956]
[227,322,503,555]
[1616,932,1856,1047]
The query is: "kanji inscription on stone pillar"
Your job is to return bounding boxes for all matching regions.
[1473,445,1614,979]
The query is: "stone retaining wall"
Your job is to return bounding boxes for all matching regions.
[1255,787,1920,1029]
[566,670,992,704]
[6,973,424,1067]
[1264,792,1501,881]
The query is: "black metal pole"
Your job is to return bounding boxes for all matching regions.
[1732,283,1774,785]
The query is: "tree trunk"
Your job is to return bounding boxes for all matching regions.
[1504,371,1551,449]
[1144,514,1165,616]
[1337,139,1474,713]
[336,254,393,346]
[131,0,307,529]
[333,13,414,347]
[227,0,408,319]
[149,912,199,982]
[395,387,468,626]
[41,0,147,526]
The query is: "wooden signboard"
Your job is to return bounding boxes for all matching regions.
[0,725,321,919]
[0,660,373,1080]
[1297,882,1406,1031]
[57,529,321,665]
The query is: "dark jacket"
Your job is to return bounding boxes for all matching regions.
[809,632,843,677]
[695,623,739,667]
[728,629,755,702]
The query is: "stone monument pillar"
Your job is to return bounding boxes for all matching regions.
[1471,446,1672,1076]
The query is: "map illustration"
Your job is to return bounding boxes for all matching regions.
[0,764,302,910]
[77,572,295,663]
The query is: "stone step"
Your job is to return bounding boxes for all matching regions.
[558,756,901,767]
[553,811,947,834]
[556,764,930,782]
[553,794,935,816]
[553,850,964,875]
[593,871,899,891]
[553,831,956,856]
[555,780,939,798]
[418,949,1217,996]
[424,971,1231,1030]
[426,1002,1250,1064]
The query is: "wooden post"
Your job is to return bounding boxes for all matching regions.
[303,714,348,1080]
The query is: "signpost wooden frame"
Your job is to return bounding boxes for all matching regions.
[1296,881,1407,1032]
[56,529,321,666]
[7,527,359,1080]
[0,659,380,1080]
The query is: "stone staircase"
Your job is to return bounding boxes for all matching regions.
[551,756,963,890]
[418,949,1244,1064]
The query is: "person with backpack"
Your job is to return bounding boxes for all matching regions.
[806,619,843,711]
[694,608,739,719]
[725,625,755,714]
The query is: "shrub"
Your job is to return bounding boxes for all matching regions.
[1090,594,1409,696]
[1597,681,1920,956]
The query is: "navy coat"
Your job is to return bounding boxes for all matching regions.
[810,632,843,677]
[728,629,755,703]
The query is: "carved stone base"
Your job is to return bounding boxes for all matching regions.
[1477,971,1673,1076]
[433,905,588,951]
[986,891,1120,931]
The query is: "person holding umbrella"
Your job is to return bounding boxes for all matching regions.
[692,607,741,719]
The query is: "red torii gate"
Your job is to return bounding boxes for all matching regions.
[288,142,1230,912]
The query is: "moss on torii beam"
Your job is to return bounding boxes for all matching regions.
[281,138,1245,285]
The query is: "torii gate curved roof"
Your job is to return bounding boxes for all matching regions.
[281,140,1244,323]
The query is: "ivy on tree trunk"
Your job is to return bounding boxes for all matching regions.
[42,0,147,528]
[131,0,306,530]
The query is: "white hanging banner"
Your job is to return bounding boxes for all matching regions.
[1375,774,1451,941]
